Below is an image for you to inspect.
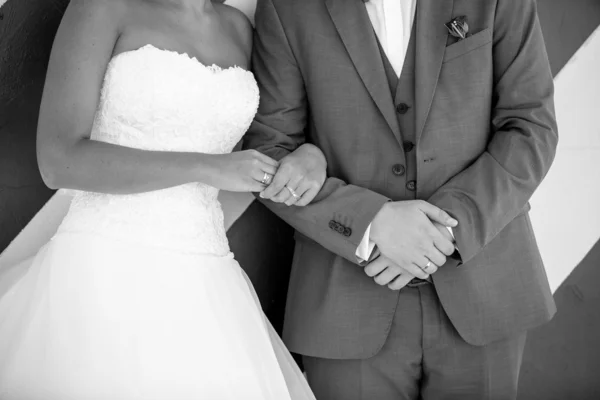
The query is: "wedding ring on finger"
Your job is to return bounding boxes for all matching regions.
[417,260,433,274]
[285,185,300,199]
[261,172,272,185]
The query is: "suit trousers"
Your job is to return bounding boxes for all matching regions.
[303,283,527,400]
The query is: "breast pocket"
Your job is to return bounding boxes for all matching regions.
[443,27,493,63]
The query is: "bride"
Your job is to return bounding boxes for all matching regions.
[0,0,324,398]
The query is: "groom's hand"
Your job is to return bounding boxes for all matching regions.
[370,201,457,279]
[364,256,423,290]
[433,221,456,244]
[259,144,327,207]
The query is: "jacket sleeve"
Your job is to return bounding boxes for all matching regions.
[243,0,389,265]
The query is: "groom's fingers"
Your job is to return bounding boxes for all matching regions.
[279,176,301,205]
[286,182,310,206]
[431,222,456,256]
[253,151,279,167]
[272,180,300,203]
[364,256,388,277]
[271,187,292,203]
[373,267,403,286]
[398,262,430,280]
[387,273,415,291]
[417,201,458,227]
[295,185,318,207]
[283,177,304,206]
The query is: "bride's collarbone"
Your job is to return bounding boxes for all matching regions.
[115,3,248,69]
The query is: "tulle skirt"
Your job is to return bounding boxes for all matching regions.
[0,232,314,400]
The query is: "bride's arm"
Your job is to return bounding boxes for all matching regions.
[37,0,276,195]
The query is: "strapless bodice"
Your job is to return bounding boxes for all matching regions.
[55,45,259,255]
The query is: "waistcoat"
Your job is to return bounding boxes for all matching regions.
[375,20,418,199]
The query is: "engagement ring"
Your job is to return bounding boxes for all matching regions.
[261,172,272,185]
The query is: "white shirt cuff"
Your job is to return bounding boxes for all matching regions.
[447,226,462,255]
[356,223,377,263]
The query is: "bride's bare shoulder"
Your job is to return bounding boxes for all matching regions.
[56,0,130,50]
[65,0,128,19]
[58,0,140,52]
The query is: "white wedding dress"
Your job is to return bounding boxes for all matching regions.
[0,44,315,400]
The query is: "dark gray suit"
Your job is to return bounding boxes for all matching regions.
[244,0,558,397]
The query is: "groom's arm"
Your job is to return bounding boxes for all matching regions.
[244,0,389,265]
[427,0,558,264]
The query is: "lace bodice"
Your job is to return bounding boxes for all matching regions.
[56,45,259,255]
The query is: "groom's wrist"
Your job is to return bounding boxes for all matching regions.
[369,202,391,246]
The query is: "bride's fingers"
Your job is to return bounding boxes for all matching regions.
[246,177,269,193]
[252,163,277,186]
[260,163,278,177]
[251,168,273,186]
[260,169,290,200]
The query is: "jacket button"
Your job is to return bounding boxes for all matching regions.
[403,141,415,152]
[343,227,352,237]
[396,103,410,114]
[406,180,416,191]
[392,164,406,176]
[336,225,345,234]
[329,220,337,231]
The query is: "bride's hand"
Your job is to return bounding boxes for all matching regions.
[211,150,279,192]
[259,144,327,207]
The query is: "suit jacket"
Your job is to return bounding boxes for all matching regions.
[244,0,558,359]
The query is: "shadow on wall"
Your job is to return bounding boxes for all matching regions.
[0,0,69,250]
[537,0,600,77]
[519,239,600,400]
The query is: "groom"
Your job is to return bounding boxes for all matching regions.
[244,0,558,398]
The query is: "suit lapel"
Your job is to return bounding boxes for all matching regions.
[325,0,402,143]
[414,0,454,143]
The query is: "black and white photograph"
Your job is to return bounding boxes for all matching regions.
[0,0,599,398]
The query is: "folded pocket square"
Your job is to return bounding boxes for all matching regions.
[443,27,493,63]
